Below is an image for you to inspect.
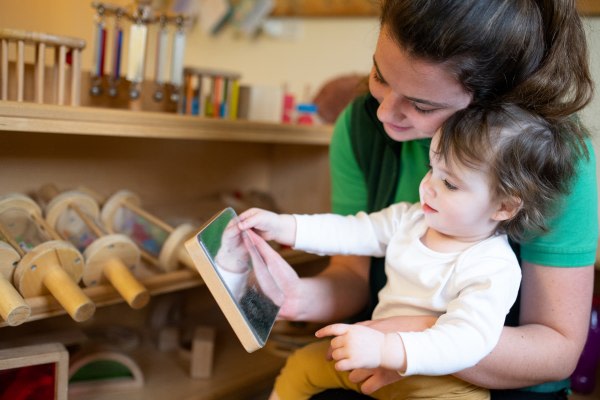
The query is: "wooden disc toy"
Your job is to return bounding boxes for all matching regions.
[0,241,30,326]
[0,193,95,322]
[100,190,196,272]
[83,235,148,309]
[42,188,149,309]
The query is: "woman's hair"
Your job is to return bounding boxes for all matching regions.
[436,104,581,242]
[380,0,593,145]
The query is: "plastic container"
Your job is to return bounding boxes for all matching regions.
[296,103,319,125]
[571,296,600,394]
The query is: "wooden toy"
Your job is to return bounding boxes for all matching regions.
[90,2,193,101]
[0,194,95,322]
[0,241,30,326]
[0,28,85,105]
[40,185,150,309]
[69,348,144,394]
[185,207,283,353]
[100,190,196,272]
[156,326,180,352]
[190,326,216,379]
[0,342,69,400]
[181,67,241,119]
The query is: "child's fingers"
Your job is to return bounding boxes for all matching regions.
[334,359,354,371]
[315,323,350,338]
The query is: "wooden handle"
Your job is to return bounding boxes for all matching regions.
[43,264,95,322]
[0,275,30,326]
[103,258,149,309]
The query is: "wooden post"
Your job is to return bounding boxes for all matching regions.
[57,45,67,105]
[16,39,24,102]
[35,42,45,103]
[70,48,81,105]
[1,39,7,100]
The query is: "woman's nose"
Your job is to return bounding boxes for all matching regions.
[377,92,404,122]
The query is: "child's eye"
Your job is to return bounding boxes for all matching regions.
[443,179,458,191]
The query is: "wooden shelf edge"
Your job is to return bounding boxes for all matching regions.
[0,251,324,328]
[0,101,333,145]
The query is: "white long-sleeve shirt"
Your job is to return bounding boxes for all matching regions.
[294,202,521,376]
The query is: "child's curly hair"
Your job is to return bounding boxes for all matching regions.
[436,104,588,242]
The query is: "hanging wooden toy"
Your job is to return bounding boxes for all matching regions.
[90,3,107,96]
[0,194,95,322]
[126,5,150,99]
[100,190,195,272]
[107,7,124,97]
[169,15,187,103]
[152,14,169,102]
[0,241,30,326]
[40,185,150,309]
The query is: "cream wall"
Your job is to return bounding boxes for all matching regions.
[0,0,597,129]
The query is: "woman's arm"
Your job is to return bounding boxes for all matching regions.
[455,262,594,388]
[286,255,372,322]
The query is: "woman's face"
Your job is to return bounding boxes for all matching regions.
[370,27,472,142]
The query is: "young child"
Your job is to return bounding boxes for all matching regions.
[237,104,581,400]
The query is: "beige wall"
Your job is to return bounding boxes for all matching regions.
[0,0,597,130]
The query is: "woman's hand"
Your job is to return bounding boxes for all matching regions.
[238,207,297,246]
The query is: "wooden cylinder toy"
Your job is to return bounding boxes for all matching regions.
[100,190,195,272]
[43,187,149,309]
[0,193,95,322]
[0,241,30,326]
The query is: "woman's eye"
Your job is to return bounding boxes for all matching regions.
[412,102,437,114]
[443,179,458,191]
[372,70,385,84]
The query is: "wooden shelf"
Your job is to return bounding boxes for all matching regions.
[0,101,333,145]
[0,249,321,328]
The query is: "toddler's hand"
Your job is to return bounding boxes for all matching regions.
[237,207,296,246]
[316,323,406,372]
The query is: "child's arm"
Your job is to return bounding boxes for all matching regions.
[237,207,297,246]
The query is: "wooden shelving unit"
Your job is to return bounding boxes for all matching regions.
[0,101,332,398]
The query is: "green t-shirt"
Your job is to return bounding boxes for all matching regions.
[329,96,599,393]
[331,99,598,265]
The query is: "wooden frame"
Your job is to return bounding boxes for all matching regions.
[272,0,379,17]
[271,1,598,17]
[0,343,69,400]
[578,0,600,16]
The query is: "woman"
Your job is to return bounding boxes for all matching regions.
[253,1,597,399]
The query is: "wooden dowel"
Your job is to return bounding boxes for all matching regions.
[35,42,45,104]
[1,39,7,100]
[17,40,24,102]
[0,276,30,326]
[57,45,66,105]
[0,223,25,258]
[70,48,81,106]
[43,264,95,322]
[125,201,174,234]
[73,205,104,238]
[102,258,149,309]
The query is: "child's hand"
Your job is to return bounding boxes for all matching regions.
[237,207,296,246]
[316,323,406,372]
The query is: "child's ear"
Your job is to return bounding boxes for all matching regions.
[492,196,522,222]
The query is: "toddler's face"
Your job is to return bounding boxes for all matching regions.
[419,132,502,241]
